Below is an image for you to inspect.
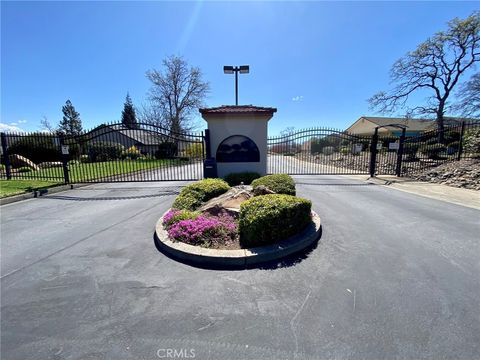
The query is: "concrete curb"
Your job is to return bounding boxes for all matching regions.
[155,210,322,268]
[0,183,90,206]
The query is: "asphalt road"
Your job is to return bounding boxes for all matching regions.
[1,176,479,360]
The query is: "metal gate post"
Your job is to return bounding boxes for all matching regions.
[1,132,12,180]
[204,129,211,158]
[59,134,70,184]
[457,121,466,161]
[369,128,379,177]
[395,127,406,177]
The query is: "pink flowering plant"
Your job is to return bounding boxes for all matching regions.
[162,209,200,230]
[166,212,238,247]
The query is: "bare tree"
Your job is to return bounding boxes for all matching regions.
[137,102,168,128]
[40,116,56,133]
[145,56,210,134]
[455,72,480,118]
[369,12,480,141]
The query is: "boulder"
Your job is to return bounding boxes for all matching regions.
[253,185,276,196]
[9,154,40,171]
[199,186,253,218]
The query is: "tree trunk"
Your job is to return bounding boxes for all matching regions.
[436,103,445,144]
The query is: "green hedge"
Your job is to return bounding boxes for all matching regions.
[155,142,178,159]
[224,172,261,186]
[87,141,125,162]
[172,178,230,210]
[239,194,312,247]
[8,136,60,164]
[251,174,296,196]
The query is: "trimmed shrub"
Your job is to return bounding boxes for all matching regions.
[340,146,350,155]
[0,164,5,171]
[172,178,230,210]
[80,154,90,163]
[186,178,230,198]
[420,143,447,159]
[463,128,480,156]
[447,141,459,155]
[322,146,335,155]
[17,166,33,173]
[239,194,312,247]
[171,189,204,211]
[251,174,296,196]
[184,143,204,158]
[7,136,60,164]
[224,172,261,186]
[122,145,142,160]
[87,141,124,162]
[155,142,178,159]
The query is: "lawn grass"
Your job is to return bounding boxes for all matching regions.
[0,179,61,198]
[3,158,185,184]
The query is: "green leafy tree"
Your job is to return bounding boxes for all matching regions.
[121,93,138,129]
[59,100,83,135]
[369,12,480,142]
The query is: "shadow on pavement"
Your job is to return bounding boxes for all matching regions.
[41,190,180,201]
[153,226,322,271]
[295,182,377,186]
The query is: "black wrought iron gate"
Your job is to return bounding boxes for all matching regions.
[0,122,206,183]
[267,123,475,176]
[268,127,376,175]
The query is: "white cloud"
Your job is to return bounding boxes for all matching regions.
[10,122,18,126]
[18,120,27,124]
[292,95,304,102]
[0,123,24,132]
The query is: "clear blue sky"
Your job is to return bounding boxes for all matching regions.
[1,1,478,135]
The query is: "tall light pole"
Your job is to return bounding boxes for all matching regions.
[223,65,249,105]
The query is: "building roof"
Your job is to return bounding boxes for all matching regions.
[199,105,277,115]
[88,124,165,145]
[347,116,466,133]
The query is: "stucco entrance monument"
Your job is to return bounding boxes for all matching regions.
[199,105,277,178]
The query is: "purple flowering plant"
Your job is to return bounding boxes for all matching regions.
[165,210,238,247]
[162,209,200,230]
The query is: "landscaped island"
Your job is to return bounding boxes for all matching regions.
[160,174,316,251]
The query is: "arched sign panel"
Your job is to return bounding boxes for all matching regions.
[216,135,260,162]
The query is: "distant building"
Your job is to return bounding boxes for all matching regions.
[345,116,466,136]
[85,124,185,154]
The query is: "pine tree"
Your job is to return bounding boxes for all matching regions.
[59,100,83,135]
[121,93,138,129]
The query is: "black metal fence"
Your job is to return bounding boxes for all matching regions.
[0,122,206,183]
[267,121,480,176]
[398,120,479,176]
[1,120,479,183]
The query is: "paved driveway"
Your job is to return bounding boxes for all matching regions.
[1,176,479,360]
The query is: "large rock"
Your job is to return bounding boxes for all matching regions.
[9,154,40,171]
[253,185,276,196]
[199,186,253,218]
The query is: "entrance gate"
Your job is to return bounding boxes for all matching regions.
[266,122,476,176]
[0,122,206,183]
[267,127,378,175]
